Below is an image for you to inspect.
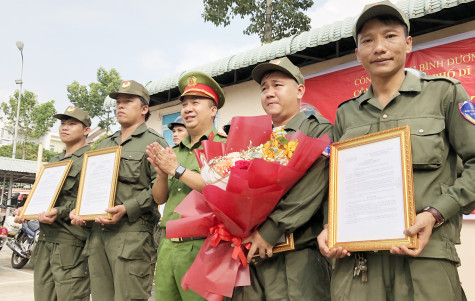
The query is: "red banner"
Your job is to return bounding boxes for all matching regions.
[303,37,475,123]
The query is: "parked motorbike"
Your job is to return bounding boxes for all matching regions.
[6,219,39,269]
[0,214,22,251]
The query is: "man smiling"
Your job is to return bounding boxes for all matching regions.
[317,2,475,300]
[149,71,226,300]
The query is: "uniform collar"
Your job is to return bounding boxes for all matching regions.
[59,144,90,160]
[112,123,148,144]
[180,127,218,149]
[356,71,422,108]
[284,112,307,132]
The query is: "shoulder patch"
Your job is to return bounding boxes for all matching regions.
[421,74,460,85]
[458,101,475,125]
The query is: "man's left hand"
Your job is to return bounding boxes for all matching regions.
[95,205,126,224]
[38,208,58,224]
[243,230,274,262]
[390,211,435,257]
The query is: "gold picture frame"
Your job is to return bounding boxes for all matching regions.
[75,146,122,220]
[328,125,417,251]
[253,233,294,257]
[20,161,73,220]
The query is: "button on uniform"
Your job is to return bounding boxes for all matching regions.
[382,114,388,119]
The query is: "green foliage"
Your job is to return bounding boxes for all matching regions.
[0,143,60,162]
[202,0,314,43]
[1,90,56,159]
[90,134,109,150]
[67,67,122,133]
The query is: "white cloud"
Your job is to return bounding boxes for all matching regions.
[309,0,379,28]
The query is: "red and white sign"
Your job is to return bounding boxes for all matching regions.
[303,32,475,124]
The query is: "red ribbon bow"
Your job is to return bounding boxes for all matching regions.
[209,223,250,267]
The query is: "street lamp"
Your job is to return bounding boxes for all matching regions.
[12,41,24,159]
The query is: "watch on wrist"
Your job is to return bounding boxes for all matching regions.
[174,165,186,179]
[422,206,445,228]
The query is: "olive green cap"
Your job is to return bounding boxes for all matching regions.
[54,106,92,127]
[178,71,225,109]
[251,57,304,85]
[353,0,410,43]
[109,80,150,104]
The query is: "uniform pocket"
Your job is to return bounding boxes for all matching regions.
[58,244,83,269]
[339,125,371,141]
[398,118,446,169]
[118,151,144,184]
[61,164,81,192]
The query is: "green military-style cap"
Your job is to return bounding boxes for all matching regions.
[251,56,304,85]
[53,106,92,127]
[353,0,410,43]
[178,71,225,109]
[109,80,150,104]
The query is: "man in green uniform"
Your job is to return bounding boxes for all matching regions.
[15,106,92,301]
[147,71,226,300]
[317,2,475,300]
[71,80,168,300]
[232,57,333,301]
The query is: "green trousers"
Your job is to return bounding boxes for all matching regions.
[85,230,154,301]
[155,238,206,301]
[331,253,466,301]
[33,241,90,301]
[232,247,332,301]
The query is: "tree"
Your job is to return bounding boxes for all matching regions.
[67,67,122,134]
[1,90,56,159]
[202,0,314,43]
[0,143,59,162]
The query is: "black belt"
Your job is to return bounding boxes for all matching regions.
[170,237,206,243]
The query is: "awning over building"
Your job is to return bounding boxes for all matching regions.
[0,157,43,184]
[146,0,475,105]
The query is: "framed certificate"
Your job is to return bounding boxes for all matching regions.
[20,161,72,220]
[273,233,295,253]
[253,233,294,257]
[328,126,418,251]
[75,146,121,220]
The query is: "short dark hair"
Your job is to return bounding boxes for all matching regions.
[139,96,151,121]
[356,14,409,45]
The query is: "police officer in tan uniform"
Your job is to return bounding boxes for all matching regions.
[317,2,475,300]
[71,80,168,301]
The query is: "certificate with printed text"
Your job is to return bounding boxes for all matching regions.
[328,126,418,251]
[20,161,72,220]
[75,146,121,220]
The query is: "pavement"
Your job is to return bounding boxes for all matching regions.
[0,244,156,300]
[0,246,34,300]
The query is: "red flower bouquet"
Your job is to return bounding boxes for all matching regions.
[166,115,330,301]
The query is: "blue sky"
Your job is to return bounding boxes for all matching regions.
[0,0,376,120]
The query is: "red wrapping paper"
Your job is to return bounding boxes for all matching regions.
[166,115,330,300]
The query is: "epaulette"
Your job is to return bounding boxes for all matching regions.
[307,114,331,124]
[338,95,361,108]
[421,74,460,85]
[147,127,163,137]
